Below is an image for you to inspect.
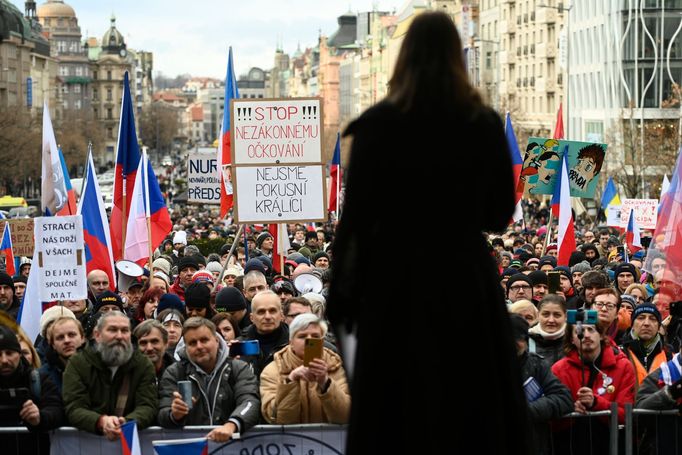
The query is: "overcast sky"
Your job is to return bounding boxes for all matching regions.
[18,0,406,79]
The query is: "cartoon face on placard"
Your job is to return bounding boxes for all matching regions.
[520,138,607,198]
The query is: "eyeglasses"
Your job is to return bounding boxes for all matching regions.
[594,302,617,310]
[509,285,531,291]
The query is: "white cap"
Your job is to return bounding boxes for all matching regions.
[173,230,187,246]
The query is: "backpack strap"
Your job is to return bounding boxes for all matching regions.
[114,374,131,417]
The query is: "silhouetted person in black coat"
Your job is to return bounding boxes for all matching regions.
[328,11,531,454]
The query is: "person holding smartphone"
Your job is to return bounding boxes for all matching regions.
[260,314,350,424]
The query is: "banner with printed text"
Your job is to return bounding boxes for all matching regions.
[619,198,658,230]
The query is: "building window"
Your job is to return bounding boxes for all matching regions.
[107,88,112,101]
[93,71,98,80]
[62,85,69,94]
[107,70,112,80]
[108,128,113,139]
[107,108,113,119]
[59,66,68,76]
[93,88,98,100]
[63,100,68,109]
[94,108,99,118]
[75,66,83,76]
[75,100,82,109]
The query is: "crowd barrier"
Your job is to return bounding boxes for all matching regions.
[0,424,346,455]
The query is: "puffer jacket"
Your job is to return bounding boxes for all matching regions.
[260,345,350,424]
[158,336,260,431]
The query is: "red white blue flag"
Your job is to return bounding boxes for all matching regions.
[152,437,208,455]
[56,147,77,216]
[505,113,523,223]
[218,47,239,218]
[1,222,15,276]
[111,72,141,260]
[41,101,69,216]
[78,151,116,290]
[120,420,141,455]
[625,209,642,254]
[551,146,575,266]
[328,132,341,213]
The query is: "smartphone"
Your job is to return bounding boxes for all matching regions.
[303,338,324,366]
[567,309,598,325]
[229,340,260,357]
[547,271,561,294]
[0,387,29,408]
[177,380,192,409]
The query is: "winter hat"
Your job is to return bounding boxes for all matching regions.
[244,258,266,275]
[569,251,587,267]
[0,325,21,353]
[12,275,26,285]
[39,305,76,338]
[152,257,172,276]
[546,243,558,254]
[93,291,124,313]
[631,303,661,326]
[287,252,311,266]
[256,231,273,248]
[312,251,330,264]
[525,258,540,268]
[620,294,637,309]
[206,261,223,275]
[0,272,15,293]
[192,270,214,285]
[506,274,533,293]
[528,270,548,286]
[220,243,232,256]
[173,230,187,246]
[224,266,242,278]
[536,226,548,237]
[255,255,272,273]
[178,256,199,273]
[571,261,592,275]
[156,293,184,314]
[514,248,532,264]
[500,251,513,261]
[632,250,646,262]
[509,260,522,269]
[553,266,573,285]
[184,282,211,309]
[614,263,638,280]
[215,287,247,312]
[509,313,530,342]
[539,256,557,269]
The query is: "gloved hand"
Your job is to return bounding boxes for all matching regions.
[669,378,682,400]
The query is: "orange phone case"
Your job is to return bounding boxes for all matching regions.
[303,338,324,366]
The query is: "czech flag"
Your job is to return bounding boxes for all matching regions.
[551,146,575,266]
[553,102,564,139]
[600,177,621,217]
[625,208,642,254]
[152,438,208,455]
[124,150,172,265]
[41,101,69,216]
[120,420,141,455]
[218,47,239,218]
[111,72,141,260]
[652,148,682,283]
[56,147,77,216]
[1,222,15,277]
[78,152,116,291]
[505,113,524,223]
[328,132,341,213]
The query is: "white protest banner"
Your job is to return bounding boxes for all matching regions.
[606,204,622,228]
[234,165,326,223]
[232,98,322,165]
[187,151,220,204]
[35,215,87,301]
[619,198,658,229]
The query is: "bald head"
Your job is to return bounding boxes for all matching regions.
[87,269,110,296]
[250,290,283,334]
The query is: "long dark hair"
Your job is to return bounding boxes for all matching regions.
[388,11,481,114]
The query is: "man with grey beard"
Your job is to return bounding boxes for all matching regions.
[62,311,158,440]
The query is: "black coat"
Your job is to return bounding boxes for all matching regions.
[328,101,531,454]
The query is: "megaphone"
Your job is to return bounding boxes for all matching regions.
[115,260,144,292]
[293,273,323,294]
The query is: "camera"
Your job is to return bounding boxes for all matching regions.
[567,309,598,325]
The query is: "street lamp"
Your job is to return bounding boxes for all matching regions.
[539,3,573,138]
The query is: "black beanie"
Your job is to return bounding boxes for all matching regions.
[568,251,587,267]
[0,325,21,353]
[215,287,247,312]
[554,266,573,286]
[12,275,27,285]
[94,290,124,313]
[506,274,533,293]
[178,256,199,273]
[256,231,273,248]
[528,270,548,286]
[614,263,638,280]
[0,272,15,293]
[509,314,530,342]
[185,282,211,309]
[312,251,330,263]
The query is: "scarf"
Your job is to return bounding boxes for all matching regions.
[529,323,566,341]
[659,352,682,386]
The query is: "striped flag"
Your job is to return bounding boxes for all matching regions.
[0,222,15,276]
[41,101,68,216]
[152,438,208,455]
[600,177,621,217]
[505,113,524,223]
[120,420,141,455]
[56,147,77,216]
[328,132,341,213]
[551,146,575,266]
[218,47,239,218]
[625,208,642,254]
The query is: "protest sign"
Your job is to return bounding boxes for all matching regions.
[35,215,86,301]
[606,204,622,228]
[233,165,326,223]
[620,198,658,229]
[520,138,608,198]
[7,218,34,256]
[231,98,323,165]
[187,151,220,204]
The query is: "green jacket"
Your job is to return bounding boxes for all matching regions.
[63,346,158,432]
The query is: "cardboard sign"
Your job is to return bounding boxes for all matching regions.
[234,165,326,223]
[232,98,323,165]
[606,204,622,228]
[520,138,608,198]
[620,199,658,229]
[187,151,220,204]
[7,218,34,257]
[35,215,87,301]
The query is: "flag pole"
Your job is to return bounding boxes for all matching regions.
[542,211,554,257]
[147,216,153,270]
[217,224,245,284]
[279,223,284,274]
